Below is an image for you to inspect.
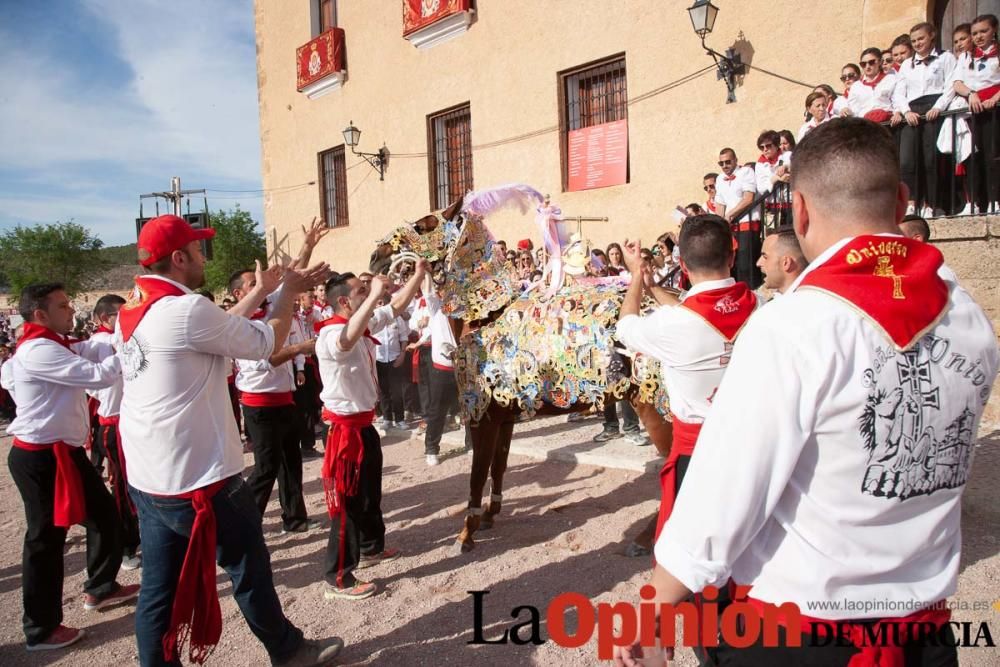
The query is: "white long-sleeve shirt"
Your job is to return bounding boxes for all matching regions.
[892,49,958,113]
[656,238,999,619]
[317,305,395,414]
[424,293,457,370]
[951,48,1000,94]
[118,275,275,495]
[848,73,897,118]
[87,329,124,418]
[374,315,409,364]
[4,337,121,446]
[235,285,305,397]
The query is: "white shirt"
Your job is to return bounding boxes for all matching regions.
[797,117,825,142]
[317,305,394,415]
[4,336,120,446]
[656,239,999,619]
[424,293,457,369]
[616,278,758,423]
[87,329,124,418]
[754,152,792,195]
[951,49,1000,94]
[236,286,305,396]
[714,166,759,221]
[892,49,958,113]
[848,73,897,117]
[118,275,275,495]
[374,315,409,364]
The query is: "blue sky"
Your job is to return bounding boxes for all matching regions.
[0,0,265,247]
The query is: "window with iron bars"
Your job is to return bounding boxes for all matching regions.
[318,0,336,33]
[559,55,629,189]
[318,146,348,228]
[428,104,473,210]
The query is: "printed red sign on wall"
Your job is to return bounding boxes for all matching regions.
[567,119,629,192]
[296,28,345,91]
[403,0,471,36]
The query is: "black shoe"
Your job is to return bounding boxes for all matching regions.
[281,518,323,534]
[592,428,622,443]
[272,636,344,666]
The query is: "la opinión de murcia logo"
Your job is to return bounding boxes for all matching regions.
[467,588,997,658]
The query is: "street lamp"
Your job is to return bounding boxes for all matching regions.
[686,0,745,104]
[342,121,389,181]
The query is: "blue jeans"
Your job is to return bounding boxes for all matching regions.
[129,475,302,666]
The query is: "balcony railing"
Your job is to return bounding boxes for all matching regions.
[296,28,346,99]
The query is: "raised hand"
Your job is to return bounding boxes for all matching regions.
[301,216,329,250]
[282,261,331,292]
[369,275,391,300]
[622,238,644,274]
[255,260,283,296]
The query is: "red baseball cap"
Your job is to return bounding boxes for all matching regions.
[137,215,216,267]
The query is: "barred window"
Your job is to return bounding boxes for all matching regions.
[318,146,348,228]
[318,0,336,33]
[560,55,629,187]
[428,104,473,210]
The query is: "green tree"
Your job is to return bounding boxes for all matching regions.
[203,206,267,293]
[0,221,104,299]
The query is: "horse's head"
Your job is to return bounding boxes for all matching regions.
[375,184,544,322]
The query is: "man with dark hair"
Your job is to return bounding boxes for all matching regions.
[117,214,340,665]
[616,214,760,550]
[87,294,141,571]
[899,213,931,242]
[615,118,998,666]
[713,148,762,286]
[3,282,136,652]
[702,173,718,214]
[756,226,807,295]
[316,262,426,600]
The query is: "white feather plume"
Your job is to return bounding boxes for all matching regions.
[461,183,544,217]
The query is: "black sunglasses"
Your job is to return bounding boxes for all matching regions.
[860,59,879,67]
[718,159,734,167]
[703,184,716,191]
[758,142,775,150]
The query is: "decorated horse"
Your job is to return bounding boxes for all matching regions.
[373,185,674,553]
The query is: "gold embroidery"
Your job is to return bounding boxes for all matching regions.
[873,256,905,300]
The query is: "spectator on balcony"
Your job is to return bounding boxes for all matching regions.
[881,50,896,74]
[815,83,847,119]
[892,22,958,218]
[702,172,719,214]
[953,23,973,56]
[755,130,793,231]
[778,130,796,154]
[952,13,1000,213]
[685,203,705,217]
[799,91,830,141]
[848,48,897,123]
[836,65,861,117]
[890,34,915,70]
[714,148,761,285]
[607,243,628,277]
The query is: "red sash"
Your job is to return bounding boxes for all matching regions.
[654,415,701,540]
[13,439,86,528]
[797,236,948,350]
[160,478,229,665]
[864,109,893,123]
[679,282,757,342]
[119,276,186,342]
[745,595,950,665]
[239,391,294,408]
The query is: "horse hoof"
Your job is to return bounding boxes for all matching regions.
[452,539,474,555]
[481,514,495,530]
[624,541,651,558]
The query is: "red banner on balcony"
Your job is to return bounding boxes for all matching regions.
[567,119,629,192]
[403,0,471,36]
[297,28,345,91]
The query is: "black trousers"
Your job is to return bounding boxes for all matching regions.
[416,344,432,417]
[969,107,999,207]
[8,445,122,645]
[242,403,308,531]
[325,425,385,588]
[899,95,944,210]
[733,225,762,288]
[400,351,422,416]
[97,423,140,557]
[376,359,406,423]
[713,623,957,666]
[88,413,104,472]
[293,362,321,452]
[425,366,460,455]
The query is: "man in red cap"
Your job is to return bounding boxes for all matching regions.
[4,282,139,652]
[117,215,341,666]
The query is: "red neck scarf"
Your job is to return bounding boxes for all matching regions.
[17,322,72,351]
[119,276,186,342]
[95,325,114,335]
[862,71,887,88]
[797,236,948,350]
[314,314,381,345]
[679,282,758,342]
[706,199,717,213]
[974,43,998,59]
[249,300,270,320]
[161,478,228,664]
[758,151,781,166]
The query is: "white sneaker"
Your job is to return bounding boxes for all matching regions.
[905,203,916,215]
[919,206,934,219]
[425,454,440,466]
[958,202,973,216]
[121,554,142,571]
[391,421,412,431]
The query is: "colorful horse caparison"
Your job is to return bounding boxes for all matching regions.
[373,187,674,553]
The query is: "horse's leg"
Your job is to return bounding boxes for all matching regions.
[481,417,514,529]
[626,399,673,556]
[455,404,501,552]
